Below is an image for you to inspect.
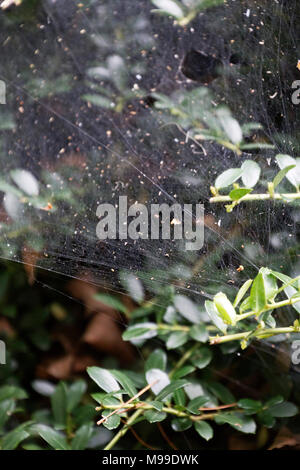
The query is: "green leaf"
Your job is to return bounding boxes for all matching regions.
[213,292,237,325]
[174,388,187,407]
[50,382,68,430]
[148,401,163,411]
[205,300,227,334]
[215,168,243,190]
[122,323,157,341]
[144,410,167,423]
[265,396,284,408]
[110,370,137,397]
[156,380,188,402]
[33,424,70,450]
[233,279,253,307]
[249,272,266,313]
[270,271,292,285]
[187,396,210,415]
[0,399,15,429]
[229,188,252,201]
[260,268,278,301]
[146,369,170,395]
[240,142,274,150]
[101,396,121,408]
[174,295,202,324]
[101,411,121,430]
[71,423,94,450]
[166,331,189,349]
[257,410,275,428]
[276,154,300,189]
[67,380,87,413]
[0,385,28,401]
[189,324,208,343]
[1,424,30,450]
[120,273,144,303]
[94,293,128,314]
[87,367,120,394]
[145,349,167,372]
[208,382,235,404]
[217,112,243,145]
[172,365,196,379]
[151,0,184,19]
[82,94,114,109]
[284,285,300,314]
[171,418,192,432]
[194,421,213,441]
[239,295,251,313]
[238,399,262,413]
[268,401,298,418]
[241,160,261,188]
[215,413,256,434]
[191,347,213,370]
[273,164,296,189]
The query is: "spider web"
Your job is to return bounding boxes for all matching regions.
[0,0,299,380]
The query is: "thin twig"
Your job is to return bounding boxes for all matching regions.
[97,380,158,425]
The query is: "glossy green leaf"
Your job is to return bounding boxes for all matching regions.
[194,421,213,441]
[166,331,189,349]
[276,154,300,189]
[174,295,202,324]
[172,365,196,379]
[101,411,121,430]
[187,396,210,415]
[87,367,120,394]
[171,418,192,432]
[241,160,261,188]
[191,347,213,370]
[122,323,157,341]
[249,272,266,313]
[67,380,87,413]
[215,413,256,434]
[151,0,184,19]
[229,188,252,201]
[189,324,208,343]
[0,385,28,402]
[1,424,30,450]
[207,382,235,404]
[71,422,94,450]
[233,279,253,307]
[284,285,300,314]
[145,349,167,372]
[156,380,188,401]
[273,164,296,189]
[238,399,262,413]
[268,401,298,418]
[33,424,70,450]
[205,300,227,334]
[148,401,163,411]
[110,370,137,397]
[215,168,243,189]
[94,293,128,314]
[144,410,167,423]
[213,292,237,325]
[50,382,68,430]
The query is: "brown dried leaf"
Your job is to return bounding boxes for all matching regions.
[269,427,300,450]
[83,312,134,364]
